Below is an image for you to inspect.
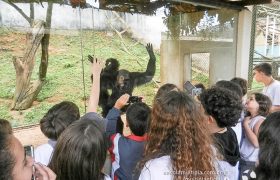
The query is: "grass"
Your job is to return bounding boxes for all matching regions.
[0,28,160,127]
[0,27,265,127]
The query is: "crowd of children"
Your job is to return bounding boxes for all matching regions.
[0,61,280,180]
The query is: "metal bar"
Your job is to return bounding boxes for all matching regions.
[169,0,244,10]
[265,15,269,56]
[272,17,276,58]
[258,11,280,18]
[248,5,257,89]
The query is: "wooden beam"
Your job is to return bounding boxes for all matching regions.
[6,0,276,13]
[8,0,64,3]
[169,0,244,10]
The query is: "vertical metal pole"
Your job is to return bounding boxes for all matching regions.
[271,17,276,58]
[79,6,87,113]
[265,15,269,56]
[248,5,257,89]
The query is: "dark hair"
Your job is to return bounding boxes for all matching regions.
[0,132,15,180]
[253,93,272,117]
[253,63,272,76]
[255,112,280,180]
[40,101,80,140]
[126,102,151,136]
[230,77,248,96]
[215,80,243,99]
[154,83,179,100]
[200,87,243,128]
[49,119,107,180]
[138,91,215,180]
[194,83,206,91]
[0,119,12,134]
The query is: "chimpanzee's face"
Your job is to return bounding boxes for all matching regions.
[117,70,130,87]
[117,70,131,94]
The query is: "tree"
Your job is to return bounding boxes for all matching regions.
[3,0,53,110]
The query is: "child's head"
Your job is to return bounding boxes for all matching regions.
[256,111,280,179]
[141,90,214,176]
[0,133,34,180]
[154,83,179,100]
[215,80,243,99]
[194,83,206,91]
[49,119,107,180]
[126,102,151,136]
[245,93,271,117]
[230,77,248,97]
[0,119,12,134]
[40,101,80,140]
[150,91,209,151]
[253,62,272,76]
[200,87,243,128]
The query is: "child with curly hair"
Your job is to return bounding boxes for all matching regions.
[137,90,215,180]
[200,87,243,180]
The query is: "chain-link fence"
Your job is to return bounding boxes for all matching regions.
[191,53,210,87]
[249,2,280,88]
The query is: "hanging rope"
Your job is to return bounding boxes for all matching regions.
[91,4,95,55]
[78,5,87,113]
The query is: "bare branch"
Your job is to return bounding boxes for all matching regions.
[30,3,34,23]
[3,0,32,25]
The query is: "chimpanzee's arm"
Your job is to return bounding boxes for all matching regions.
[130,43,156,87]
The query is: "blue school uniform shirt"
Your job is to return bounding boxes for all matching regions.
[106,108,147,180]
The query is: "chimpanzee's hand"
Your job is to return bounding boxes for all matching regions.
[146,43,155,59]
[88,55,94,63]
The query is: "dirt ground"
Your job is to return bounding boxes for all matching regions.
[13,124,48,148]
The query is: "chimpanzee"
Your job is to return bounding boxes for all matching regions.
[90,43,156,117]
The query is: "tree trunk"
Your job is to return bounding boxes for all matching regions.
[39,2,53,81]
[11,20,45,110]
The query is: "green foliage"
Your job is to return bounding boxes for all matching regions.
[192,70,209,86]
[0,54,15,99]
[0,28,160,126]
[251,79,264,89]
[24,103,53,125]
[0,104,12,120]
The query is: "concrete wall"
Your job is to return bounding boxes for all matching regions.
[160,38,236,88]
[0,1,166,48]
[160,9,252,88]
[235,9,252,80]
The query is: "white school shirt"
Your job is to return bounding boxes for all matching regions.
[104,174,111,180]
[138,154,233,180]
[240,115,264,162]
[139,155,173,180]
[262,80,280,106]
[34,139,56,166]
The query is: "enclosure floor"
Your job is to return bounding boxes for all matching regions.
[13,124,48,148]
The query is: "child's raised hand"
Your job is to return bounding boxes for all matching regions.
[243,116,252,125]
[114,94,130,110]
[91,56,104,77]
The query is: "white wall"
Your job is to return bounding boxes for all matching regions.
[0,1,166,48]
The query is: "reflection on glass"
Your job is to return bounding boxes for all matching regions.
[0,0,240,126]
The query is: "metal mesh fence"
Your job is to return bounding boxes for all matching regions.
[249,3,280,88]
[191,53,210,87]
